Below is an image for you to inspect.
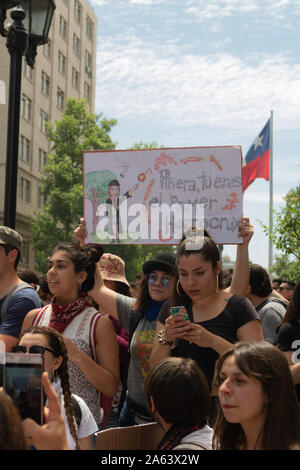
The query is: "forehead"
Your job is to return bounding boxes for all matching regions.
[50,250,71,262]
[220,354,241,374]
[19,333,49,347]
[178,253,208,267]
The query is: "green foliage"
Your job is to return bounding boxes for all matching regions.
[31,98,117,273]
[269,254,300,283]
[103,244,176,282]
[128,141,161,150]
[261,184,300,282]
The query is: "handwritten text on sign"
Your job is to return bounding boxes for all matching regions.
[83,146,243,245]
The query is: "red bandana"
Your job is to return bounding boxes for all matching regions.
[50,294,90,333]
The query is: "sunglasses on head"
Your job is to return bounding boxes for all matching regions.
[147,273,172,288]
[12,345,56,356]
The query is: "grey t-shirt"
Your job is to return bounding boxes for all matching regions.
[116,294,157,408]
[256,297,286,344]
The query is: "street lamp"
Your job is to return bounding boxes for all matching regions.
[0,0,55,229]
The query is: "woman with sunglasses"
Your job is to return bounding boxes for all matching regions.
[89,250,177,427]
[21,242,120,430]
[16,326,98,450]
[75,217,255,427]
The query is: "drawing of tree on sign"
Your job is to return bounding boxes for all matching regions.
[85,170,117,233]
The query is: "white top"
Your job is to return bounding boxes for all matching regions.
[51,380,98,450]
[176,424,214,450]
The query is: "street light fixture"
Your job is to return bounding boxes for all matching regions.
[0,0,55,229]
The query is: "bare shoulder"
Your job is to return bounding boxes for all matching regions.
[21,308,41,332]
[95,313,116,335]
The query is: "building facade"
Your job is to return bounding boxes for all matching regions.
[0,0,97,271]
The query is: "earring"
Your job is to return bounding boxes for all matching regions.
[216,274,219,293]
[176,280,181,296]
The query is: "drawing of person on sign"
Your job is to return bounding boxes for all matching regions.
[105,179,139,243]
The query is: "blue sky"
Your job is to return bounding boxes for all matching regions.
[90,0,300,270]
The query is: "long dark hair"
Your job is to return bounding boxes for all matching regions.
[276,279,300,332]
[19,326,80,450]
[213,341,300,450]
[172,232,222,307]
[51,242,103,292]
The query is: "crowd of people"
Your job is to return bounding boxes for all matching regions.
[0,219,299,451]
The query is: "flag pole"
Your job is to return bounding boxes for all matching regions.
[268,110,274,270]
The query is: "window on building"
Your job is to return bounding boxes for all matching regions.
[73,33,81,57]
[84,82,91,103]
[37,186,47,209]
[19,135,31,163]
[21,95,32,120]
[86,15,94,40]
[20,177,31,203]
[58,51,66,75]
[23,57,33,80]
[56,87,65,110]
[38,148,48,171]
[59,15,67,39]
[21,239,29,266]
[39,109,49,134]
[41,71,50,96]
[72,67,79,89]
[43,38,51,58]
[85,49,92,76]
[74,0,82,24]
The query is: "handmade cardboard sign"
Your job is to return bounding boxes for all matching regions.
[83,146,243,245]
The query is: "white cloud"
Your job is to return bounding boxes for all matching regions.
[186,0,300,22]
[96,37,300,132]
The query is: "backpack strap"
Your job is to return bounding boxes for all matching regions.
[128,310,144,345]
[0,281,35,323]
[71,394,82,428]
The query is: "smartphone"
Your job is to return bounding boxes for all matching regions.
[4,353,44,425]
[170,306,189,320]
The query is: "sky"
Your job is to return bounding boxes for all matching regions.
[89,0,300,270]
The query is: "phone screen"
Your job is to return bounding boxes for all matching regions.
[4,354,44,424]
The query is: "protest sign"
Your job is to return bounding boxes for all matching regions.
[83,146,243,245]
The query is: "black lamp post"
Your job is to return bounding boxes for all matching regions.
[0,0,55,229]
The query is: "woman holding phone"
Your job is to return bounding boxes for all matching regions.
[21,242,120,429]
[149,230,263,424]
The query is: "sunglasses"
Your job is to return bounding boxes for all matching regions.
[12,345,56,356]
[147,273,172,288]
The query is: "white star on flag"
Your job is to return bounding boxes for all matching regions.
[253,133,264,150]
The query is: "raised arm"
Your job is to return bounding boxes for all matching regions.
[74,218,88,247]
[226,217,253,296]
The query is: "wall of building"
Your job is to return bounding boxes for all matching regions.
[0,0,97,272]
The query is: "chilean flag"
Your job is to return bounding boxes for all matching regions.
[242,119,270,191]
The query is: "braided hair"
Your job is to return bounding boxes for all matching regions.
[19,326,81,450]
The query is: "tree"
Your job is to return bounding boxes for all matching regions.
[101,140,174,281]
[262,184,300,281]
[31,98,117,273]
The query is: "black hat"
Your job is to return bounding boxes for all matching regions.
[142,252,176,275]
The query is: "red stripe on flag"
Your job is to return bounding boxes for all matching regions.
[242,149,270,191]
